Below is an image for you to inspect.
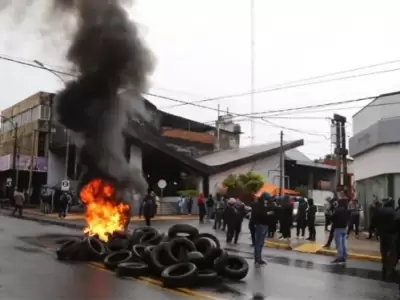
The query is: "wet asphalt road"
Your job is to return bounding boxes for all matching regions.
[0,215,398,300]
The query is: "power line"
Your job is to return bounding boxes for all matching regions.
[2,54,400,125]
[162,59,400,109]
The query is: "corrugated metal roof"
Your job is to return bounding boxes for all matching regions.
[162,127,215,144]
[196,141,299,166]
[285,148,311,162]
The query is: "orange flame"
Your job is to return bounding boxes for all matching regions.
[79,178,130,242]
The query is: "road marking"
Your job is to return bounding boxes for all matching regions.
[293,243,322,253]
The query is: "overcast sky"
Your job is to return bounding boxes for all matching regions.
[1,0,400,159]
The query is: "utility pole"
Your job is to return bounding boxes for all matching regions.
[279,130,284,196]
[12,123,18,191]
[250,0,255,145]
[333,114,348,195]
[216,104,220,151]
[27,130,37,203]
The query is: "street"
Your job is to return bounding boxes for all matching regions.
[0,215,397,300]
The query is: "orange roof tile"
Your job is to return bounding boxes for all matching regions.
[162,127,215,144]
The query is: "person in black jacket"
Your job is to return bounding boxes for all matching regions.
[279,196,293,243]
[252,192,274,265]
[296,197,308,239]
[224,198,239,243]
[331,198,348,264]
[306,198,317,241]
[368,197,381,239]
[323,197,338,248]
[139,191,154,226]
[249,197,257,246]
[376,198,397,280]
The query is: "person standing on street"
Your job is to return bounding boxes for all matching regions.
[324,197,332,231]
[186,196,193,215]
[296,197,308,239]
[197,193,206,223]
[330,198,348,264]
[213,196,225,230]
[206,194,214,220]
[11,187,25,217]
[249,196,257,246]
[323,197,338,248]
[252,192,274,265]
[139,190,155,226]
[347,198,361,238]
[376,198,397,281]
[58,191,70,219]
[306,198,317,241]
[279,196,293,244]
[368,196,381,240]
[224,198,239,243]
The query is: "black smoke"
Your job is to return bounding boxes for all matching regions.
[52,0,154,201]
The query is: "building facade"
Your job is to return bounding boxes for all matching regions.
[349,91,400,222]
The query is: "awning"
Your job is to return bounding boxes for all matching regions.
[255,183,299,197]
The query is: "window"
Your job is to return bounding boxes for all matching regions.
[40,105,50,120]
[21,110,32,125]
[13,114,21,126]
[31,106,40,121]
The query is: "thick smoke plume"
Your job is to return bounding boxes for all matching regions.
[52,0,155,202]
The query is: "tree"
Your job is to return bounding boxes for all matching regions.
[294,185,308,197]
[222,172,264,200]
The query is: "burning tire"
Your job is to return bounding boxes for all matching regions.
[218,255,249,281]
[165,237,196,264]
[116,262,149,277]
[142,245,155,265]
[107,237,129,252]
[85,237,106,261]
[194,237,215,257]
[103,250,134,270]
[161,262,197,288]
[196,269,218,286]
[167,224,199,239]
[194,233,220,249]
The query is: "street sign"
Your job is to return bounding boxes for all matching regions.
[61,180,70,191]
[157,179,167,189]
[6,178,12,187]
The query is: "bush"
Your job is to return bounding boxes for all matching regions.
[222,172,264,200]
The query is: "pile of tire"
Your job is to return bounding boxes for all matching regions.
[56,224,249,287]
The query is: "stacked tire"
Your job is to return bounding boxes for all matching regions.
[56,224,249,287]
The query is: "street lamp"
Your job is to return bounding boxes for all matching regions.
[33,60,70,180]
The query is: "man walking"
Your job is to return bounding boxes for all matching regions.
[11,187,25,217]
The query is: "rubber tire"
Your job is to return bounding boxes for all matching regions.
[187,251,205,267]
[56,239,82,261]
[103,250,134,270]
[167,224,199,239]
[220,255,249,280]
[165,237,196,264]
[193,233,220,248]
[148,243,170,275]
[116,262,149,277]
[196,269,218,286]
[132,244,146,260]
[129,230,145,246]
[139,231,162,245]
[213,249,229,274]
[85,237,106,261]
[161,262,197,288]
[134,226,158,234]
[142,245,155,265]
[194,237,215,257]
[107,238,129,252]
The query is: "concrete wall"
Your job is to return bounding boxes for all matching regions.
[353,93,400,135]
[201,153,281,195]
[352,144,400,181]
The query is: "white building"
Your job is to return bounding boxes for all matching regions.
[349,91,400,208]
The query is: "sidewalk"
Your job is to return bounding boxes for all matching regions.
[265,226,381,261]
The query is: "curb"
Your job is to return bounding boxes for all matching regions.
[264,240,381,262]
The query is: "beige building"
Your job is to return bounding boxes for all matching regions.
[0,91,52,159]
